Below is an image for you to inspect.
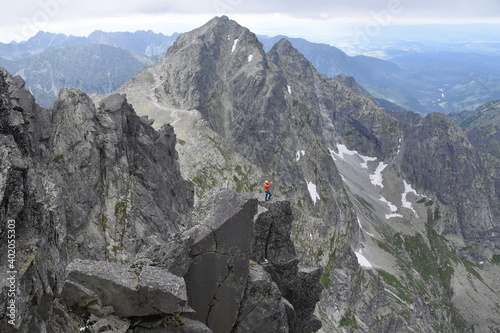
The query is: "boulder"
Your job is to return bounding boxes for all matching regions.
[90,315,130,333]
[63,259,191,317]
[134,234,194,277]
[133,316,212,333]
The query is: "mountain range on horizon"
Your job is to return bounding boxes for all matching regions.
[1,24,500,113]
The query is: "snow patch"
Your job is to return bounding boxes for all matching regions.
[402,180,418,216]
[379,196,397,212]
[287,85,292,95]
[370,162,388,188]
[355,249,373,268]
[306,180,320,204]
[360,155,377,169]
[329,144,376,169]
[231,38,238,53]
[248,54,253,62]
[329,143,389,188]
[379,196,402,219]
[386,213,403,219]
[295,150,305,161]
[357,217,362,229]
[329,144,357,160]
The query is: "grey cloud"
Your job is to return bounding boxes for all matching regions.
[3,0,499,27]
[211,0,500,17]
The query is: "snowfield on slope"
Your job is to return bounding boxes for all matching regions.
[329,143,425,222]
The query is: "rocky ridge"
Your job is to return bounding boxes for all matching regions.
[450,100,500,188]
[0,67,322,332]
[116,16,500,332]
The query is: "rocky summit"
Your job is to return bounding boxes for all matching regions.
[1,15,500,333]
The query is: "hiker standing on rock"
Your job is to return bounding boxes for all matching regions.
[264,181,273,201]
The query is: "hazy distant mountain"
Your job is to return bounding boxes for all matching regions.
[260,36,500,114]
[0,30,178,61]
[0,30,179,106]
[0,56,14,69]
[3,44,153,107]
[87,30,179,59]
[391,52,500,112]
[0,31,86,61]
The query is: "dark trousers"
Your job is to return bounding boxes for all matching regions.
[265,191,272,201]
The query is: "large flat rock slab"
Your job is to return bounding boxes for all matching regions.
[64,259,191,317]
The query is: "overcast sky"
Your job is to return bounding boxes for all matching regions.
[2,0,500,43]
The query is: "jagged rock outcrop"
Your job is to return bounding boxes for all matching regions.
[400,112,499,259]
[252,201,323,333]
[183,190,323,333]
[233,262,290,333]
[0,66,324,332]
[0,67,199,332]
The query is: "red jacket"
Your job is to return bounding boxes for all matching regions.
[264,182,272,191]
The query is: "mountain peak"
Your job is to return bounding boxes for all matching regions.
[192,15,243,36]
[208,15,231,24]
[273,37,294,49]
[158,15,267,133]
[167,15,259,56]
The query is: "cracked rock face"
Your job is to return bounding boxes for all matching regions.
[400,112,500,256]
[184,191,323,333]
[251,201,323,333]
[184,188,258,333]
[233,263,289,333]
[0,68,197,331]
